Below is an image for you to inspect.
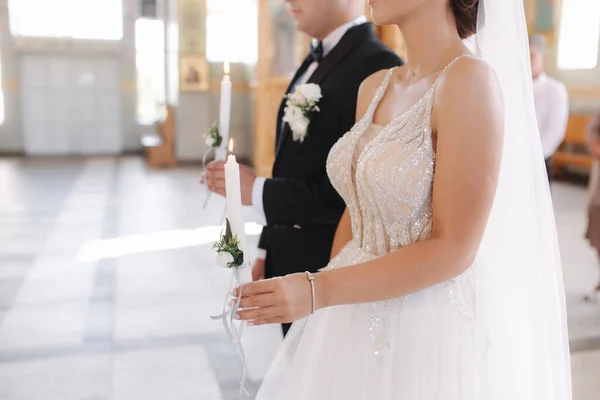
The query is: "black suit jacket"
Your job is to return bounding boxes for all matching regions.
[259,23,402,278]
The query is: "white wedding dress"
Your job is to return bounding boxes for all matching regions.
[255,1,572,397]
[256,58,484,399]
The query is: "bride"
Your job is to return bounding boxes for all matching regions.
[235,0,572,398]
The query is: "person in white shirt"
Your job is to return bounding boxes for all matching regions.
[529,34,570,181]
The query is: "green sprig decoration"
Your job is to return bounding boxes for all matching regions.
[213,219,244,268]
[203,122,223,148]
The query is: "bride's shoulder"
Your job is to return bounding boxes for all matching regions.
[433,55,502,118]
[436,55,499,100]
[431,54,503,143]
[356,68,395,120]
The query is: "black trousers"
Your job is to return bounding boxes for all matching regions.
[545,157,553,182]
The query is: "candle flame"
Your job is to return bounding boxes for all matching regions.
[228,138,234,154]
[224,61,230,75]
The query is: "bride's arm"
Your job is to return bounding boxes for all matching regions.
[235,58,504,325]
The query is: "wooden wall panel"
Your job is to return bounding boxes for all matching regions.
[254,0,307,176]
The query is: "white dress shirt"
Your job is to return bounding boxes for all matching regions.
[253,16,368,259]
[532,73,570,159]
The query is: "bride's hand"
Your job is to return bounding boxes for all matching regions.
[233,273,313,326]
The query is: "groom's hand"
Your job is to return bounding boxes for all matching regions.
[239,164,257,206]
[204,161,226,196]
[204,161,257,205]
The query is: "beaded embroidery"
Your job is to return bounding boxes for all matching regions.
[326,56,472,356]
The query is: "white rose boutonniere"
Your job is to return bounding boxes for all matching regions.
[282,83,322,143]
[298,83,322,103]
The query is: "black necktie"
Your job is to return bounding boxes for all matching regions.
[309,41,324,63]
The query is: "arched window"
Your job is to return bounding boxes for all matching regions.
[8,0,123,40]
[557,0,600,70]
[206,0,258,63]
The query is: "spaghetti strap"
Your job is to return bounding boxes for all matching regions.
[363,67,397,123]
[361,56,476,128]
[431,54,476,88]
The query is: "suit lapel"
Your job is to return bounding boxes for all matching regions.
[274,57,313,152]
[275,23,376,159]
[275,116,293,157]
[307,23,376,86]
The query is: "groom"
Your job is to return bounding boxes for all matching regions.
[205,0,402,335]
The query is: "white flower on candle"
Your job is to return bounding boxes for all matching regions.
[216,251,234,268]
[282,83,322,143]
[213,219,244,269]
[203,122,222,149]
[205,136,217,147]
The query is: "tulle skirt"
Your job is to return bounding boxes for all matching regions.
[255,240,485,400]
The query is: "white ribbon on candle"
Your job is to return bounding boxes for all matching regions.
[209,265,251,396]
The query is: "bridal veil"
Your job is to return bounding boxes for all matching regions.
[468,0,571,397]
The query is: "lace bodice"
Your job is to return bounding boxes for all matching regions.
[327,65,447,256]
[325,57,473,357]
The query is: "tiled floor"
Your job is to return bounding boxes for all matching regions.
[0,156,598,399]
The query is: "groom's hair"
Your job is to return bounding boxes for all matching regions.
[451,0,480,39]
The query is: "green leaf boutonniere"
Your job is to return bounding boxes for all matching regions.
[213,219,244,268]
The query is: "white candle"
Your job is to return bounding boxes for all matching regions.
[219,62,232,151]
[224,139,246,253]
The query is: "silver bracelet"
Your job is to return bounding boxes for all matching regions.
[304,271,316,314]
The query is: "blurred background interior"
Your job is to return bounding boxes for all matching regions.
[0,0,599,399]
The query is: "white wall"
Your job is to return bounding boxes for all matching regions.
[175,69,255,164]
[20,54,121,155]
[0,0,142,154]
[548,47,600,114]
